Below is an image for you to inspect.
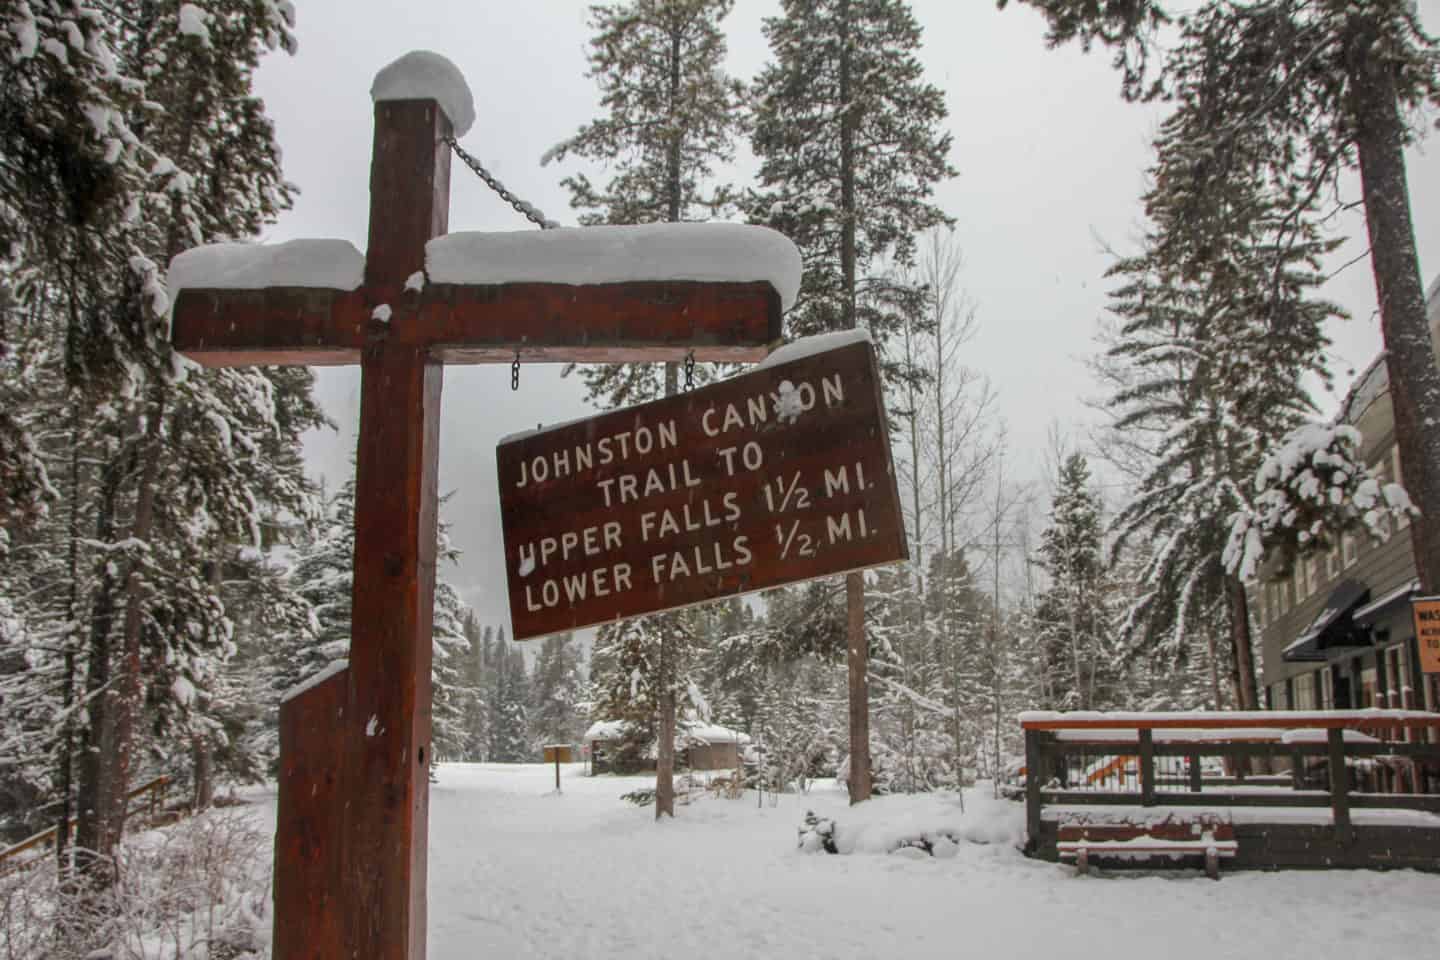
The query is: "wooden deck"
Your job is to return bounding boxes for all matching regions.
[1020,711,1440,871]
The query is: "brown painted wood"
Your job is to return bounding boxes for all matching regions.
[1138,729,1156,806]
[171,281,781,368]
[1022,713,1440,731]
[496,340,907,640]
[1329,727,1353,845]
[275,668,347,960]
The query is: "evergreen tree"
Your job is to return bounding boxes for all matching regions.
[1033,455,1116,711]
[750,0,953,802]
[430,580,477,765]
[528,633,584,749]
[546,0,746,406]
[488,629,531,762]
[1002,0,1440,605]
[1102,154,1341,708]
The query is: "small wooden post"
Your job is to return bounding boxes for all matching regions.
[1024,727,1042,854]
[1291,747,1305,791]
[1139,729,1156,806]
[1328,727,1352,845]
[555,754,561,792]
[1188,752,1202,793]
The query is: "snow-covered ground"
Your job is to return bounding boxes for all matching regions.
[258,763,1439,959]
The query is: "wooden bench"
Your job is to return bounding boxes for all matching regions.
[1057,816,1238,879]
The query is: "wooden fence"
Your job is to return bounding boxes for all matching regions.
[0,775,171,875]
[1021,711,1440,870]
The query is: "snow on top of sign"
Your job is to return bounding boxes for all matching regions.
[757,328,871,369]
[426,223,802,310]
[370,50,475,137]
[280,658,348,704]
[166,239,365,302]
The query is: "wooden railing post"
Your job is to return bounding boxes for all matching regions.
[1188,752,1202,793]
[1139,729,1156,806]
[1327,727,1352,845]
[1024,727,1042,854]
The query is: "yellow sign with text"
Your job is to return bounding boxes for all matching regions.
[1413,597,1440,674]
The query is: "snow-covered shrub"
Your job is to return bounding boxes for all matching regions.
[1225,422,1415,580]
[796,810,838,854]
[2,807,271,960]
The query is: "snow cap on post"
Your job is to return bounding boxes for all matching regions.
[370,50,476,137]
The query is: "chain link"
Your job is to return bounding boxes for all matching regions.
[683,352,696,392]
[443,136,556,231]
[511,353,521,392]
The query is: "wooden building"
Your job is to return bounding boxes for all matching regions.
[1251,276,1440,767]
[584,719,750,775]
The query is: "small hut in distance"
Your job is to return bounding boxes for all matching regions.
[585,719,751,774]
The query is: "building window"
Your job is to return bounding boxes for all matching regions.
[1360,665,1378,708]
[1271,682,1289,710]
[1293,672,1317,710]
[1306,555,1321,598]
[1321,670,1334,710]
[1326,543,1341,579]
[1342,532,1358,568]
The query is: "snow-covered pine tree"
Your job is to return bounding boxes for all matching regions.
[459,613,489,760]
[488,632,532,763]
[1002,0,1440,609]
[1033,454,1118,710]
[528,632,584,751]
[430,580,476,765]
[0,2,306,877]
[545,0,745,406]
[547,0,746,817]
[1103,151,1341,709]
[750,0,953,802]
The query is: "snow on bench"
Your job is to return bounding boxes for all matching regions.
[1057,816,1237,879]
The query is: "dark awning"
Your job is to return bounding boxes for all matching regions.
[1354,579,1420,628]
[1280,579,1370,663]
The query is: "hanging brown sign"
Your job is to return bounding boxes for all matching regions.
[1414,596,1440,674]
[497,336,907,641]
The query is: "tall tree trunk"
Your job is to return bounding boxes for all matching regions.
[56,413,82,874]
[1205,623,1224,711]
[75,440,125,884]
[1346,16,1440,597]
[110,390,165,844]
[192,735,213,812]
[1224,574,1258,710]
[836,0,871,807]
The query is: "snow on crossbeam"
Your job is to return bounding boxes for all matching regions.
[427,223,802,312]
[167,239,365,299]
[170,226,788,367]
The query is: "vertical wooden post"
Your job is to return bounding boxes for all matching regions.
[1188,752,1202,793]
[846,572,871,803]
[1291,747,1305,791]
[1024,728,1042,855]
[1328,727,1352,846]
[337,97,451,960]
[555,755,561,793]
[275,668,348,960]
[1138,729,1156,806]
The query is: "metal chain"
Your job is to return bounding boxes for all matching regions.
[511,353,521,392]
[443,136,556,231]
[684,352,696,392]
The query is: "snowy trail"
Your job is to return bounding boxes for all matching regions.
[252,763,1440,959]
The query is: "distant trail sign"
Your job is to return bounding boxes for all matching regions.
[499,336,907,640]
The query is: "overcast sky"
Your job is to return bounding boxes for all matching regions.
[250,0,1440,629]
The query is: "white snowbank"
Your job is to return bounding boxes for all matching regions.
[370,50,475,137]
[166,239,365,299]
[426,223,802,310]
[758,328,871,369]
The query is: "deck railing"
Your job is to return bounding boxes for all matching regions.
[0,775,171,875]
[1020,711,1440,868]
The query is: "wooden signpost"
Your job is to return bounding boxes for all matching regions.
[542,745,573,792]
[498,338,906,640]
[168,52,789,960]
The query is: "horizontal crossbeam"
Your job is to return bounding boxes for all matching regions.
[171,280,782,368]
